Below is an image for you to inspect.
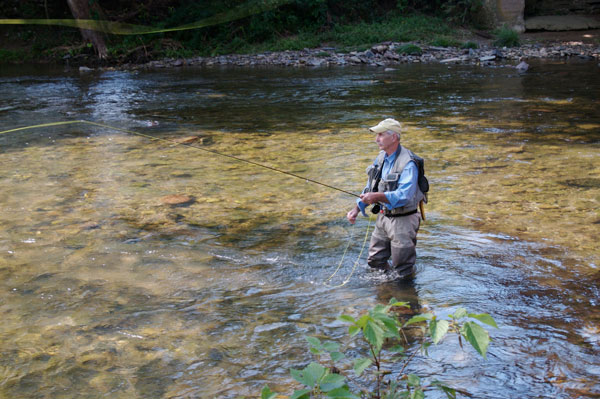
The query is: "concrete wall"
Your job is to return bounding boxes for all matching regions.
[525,0,600,16]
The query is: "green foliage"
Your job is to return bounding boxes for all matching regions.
[0,0,473,62]
[493,26,520,47]
[429,36,461,47]
[264,300,497,398]
[440,0,483,25]
[0,49,32,64]
[396,44,423,55]
[461,41,478,49]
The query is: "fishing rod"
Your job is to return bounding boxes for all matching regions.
[0,120,361,198]
[1,119,370,287]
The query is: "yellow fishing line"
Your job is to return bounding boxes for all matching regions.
[0,0,292,35]
[0,120,83,135]
[323,221,356,283]
[324,214,374,289]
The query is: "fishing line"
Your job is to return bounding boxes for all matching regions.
[0,119,368,286]
[1,120,360,198]
[0,0,293,35]
[323,214,374,288]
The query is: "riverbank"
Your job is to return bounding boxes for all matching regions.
[124,39,599,70]
[92,29,600,71]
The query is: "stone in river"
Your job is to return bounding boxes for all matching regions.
[160,194,195,206]
[171,134,212,146]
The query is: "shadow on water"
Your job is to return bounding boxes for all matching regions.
[0,60,599,398]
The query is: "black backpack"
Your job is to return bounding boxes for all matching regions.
[408,150,429,197]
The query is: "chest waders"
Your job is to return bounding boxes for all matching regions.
[364,145,424,278]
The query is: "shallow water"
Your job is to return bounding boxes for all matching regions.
[0,61,598,398]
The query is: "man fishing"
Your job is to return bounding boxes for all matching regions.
[346,118,425,279]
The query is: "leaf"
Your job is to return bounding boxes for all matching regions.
[431,381,457,399]
[305,336,322,348]
[353,357,372,376]
[338,314,355,323]
[348,325,360,337]
[452,307,467,319]
[320,373,346,392]
[389,300,410,309]
[468,313,498,328]
[309,347,322,355]
[461,321,490,358]
[412,388,425,399]
[430,319,449,344]
[388,344,405,353]
[330,351,345,362]
[364,320,384,351]
[404,313,433,326]
[356,314,370,329]
[326,386,361,399]
[291,388,312,399]
[407,373,421,387]
[260,385,278,399]
[374,314,400,336]
[291,362,326,388]
[323,341,340,352]
[371,304,387,315]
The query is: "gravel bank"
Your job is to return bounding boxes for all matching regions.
[115,40,600,70]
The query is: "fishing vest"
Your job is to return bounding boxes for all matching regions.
[365,145,425,216]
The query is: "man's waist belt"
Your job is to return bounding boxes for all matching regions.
[383,209,418,217]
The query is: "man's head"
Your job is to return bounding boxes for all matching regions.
[370,118,402,154]
[369,118,402,140]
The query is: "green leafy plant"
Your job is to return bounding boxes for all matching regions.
[262,299,497,399]
[396,44,423,55]
[493,26,520,47]
[430,36,461,48]
[441,0,483,25]
[460,41,478,49]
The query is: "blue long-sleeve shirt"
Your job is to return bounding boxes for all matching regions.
[357,151,418,214]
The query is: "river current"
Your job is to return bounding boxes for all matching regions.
[0,61,599,398]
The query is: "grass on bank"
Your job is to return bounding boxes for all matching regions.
[1,13,485,64]
[208,14,456,55]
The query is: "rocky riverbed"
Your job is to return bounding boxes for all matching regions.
[112,40,600,71]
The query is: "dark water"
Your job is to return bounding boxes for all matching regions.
[0,61,598,398]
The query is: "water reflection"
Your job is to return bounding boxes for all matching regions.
[0,61,599,398]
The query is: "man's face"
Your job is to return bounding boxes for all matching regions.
[375,131,398,153]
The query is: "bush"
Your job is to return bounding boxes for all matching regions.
[396,43,423,55]
[430,35,461,47]
[441,0,483,25]
[262,299,498,399]
[461,41,479,49]
[493,26,520,47]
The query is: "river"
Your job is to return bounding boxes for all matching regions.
[0,61,598,398]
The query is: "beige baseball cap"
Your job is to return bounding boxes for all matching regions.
[369,118,402,135]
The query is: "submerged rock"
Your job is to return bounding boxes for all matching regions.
[160,194,195,206]
[171,134,212,146]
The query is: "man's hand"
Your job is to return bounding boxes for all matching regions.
[360,192,387,205]
[347,206,359,224]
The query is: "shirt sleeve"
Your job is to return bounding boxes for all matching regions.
[383,161,418,210]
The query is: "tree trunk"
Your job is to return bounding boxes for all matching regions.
[66,0,108,59]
